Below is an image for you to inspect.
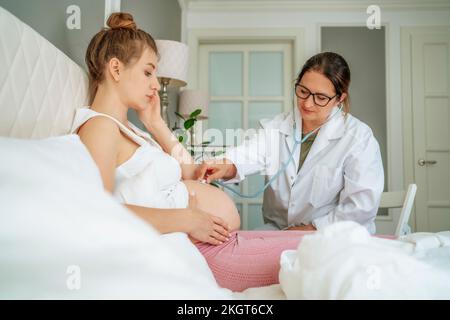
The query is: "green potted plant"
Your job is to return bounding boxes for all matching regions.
[174,109,211,156]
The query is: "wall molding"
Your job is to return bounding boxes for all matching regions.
[180,0,450,12]
[104,0,121,27]
[186,28,305,89]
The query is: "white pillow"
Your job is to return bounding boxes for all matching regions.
[0,135,231,299]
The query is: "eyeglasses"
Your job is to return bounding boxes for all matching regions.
[295,84,337,107]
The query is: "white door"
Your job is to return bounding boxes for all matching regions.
[410,30,450,232]
[199,43,293,230]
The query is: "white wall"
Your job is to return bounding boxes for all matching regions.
[321,26,387,195]
[0,0,104,68]
[180,0,450,196]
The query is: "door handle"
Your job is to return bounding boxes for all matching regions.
[418,159,437,166]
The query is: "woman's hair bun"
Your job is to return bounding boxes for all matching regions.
[106,12,137,30]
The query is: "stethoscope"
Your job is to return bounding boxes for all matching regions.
[212,98,344,199]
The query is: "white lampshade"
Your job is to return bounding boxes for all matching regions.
[178,89,209,119]
[155,40,188,87]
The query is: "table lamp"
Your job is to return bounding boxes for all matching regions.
[155,40,189,127]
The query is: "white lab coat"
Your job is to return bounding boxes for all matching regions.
[223,107,384,234]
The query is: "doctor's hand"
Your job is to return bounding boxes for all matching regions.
[186,192,230,245]
[195,159,237,183]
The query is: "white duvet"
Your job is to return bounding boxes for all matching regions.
[0,135,232,299]
[278,221,450,299]
[1,135,449,299]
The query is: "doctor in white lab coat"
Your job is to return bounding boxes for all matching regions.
[196,52,384,234]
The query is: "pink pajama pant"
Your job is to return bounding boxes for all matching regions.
[195,230,396,292]
[195,230,311,292]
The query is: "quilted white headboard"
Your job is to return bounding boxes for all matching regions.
[0,6,88,138]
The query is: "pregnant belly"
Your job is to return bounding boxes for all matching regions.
[183,180,241,231]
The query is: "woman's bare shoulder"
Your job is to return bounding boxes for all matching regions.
[76,116,122,163]
[76,116,122,192]
[77,116,121,143]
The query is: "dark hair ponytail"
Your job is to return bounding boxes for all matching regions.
[296,52,351,113]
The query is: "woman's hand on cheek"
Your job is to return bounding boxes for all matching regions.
[138,92,164,129]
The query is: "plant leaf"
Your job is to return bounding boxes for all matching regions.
[190,109,202,118]
[178,136,184,143]
[184,118,196,130]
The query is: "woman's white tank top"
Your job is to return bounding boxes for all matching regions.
[71,107,189,209]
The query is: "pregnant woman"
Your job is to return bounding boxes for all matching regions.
[72,12,240,245]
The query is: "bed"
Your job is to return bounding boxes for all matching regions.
[1,6,449,299]
[0,6,232,299]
